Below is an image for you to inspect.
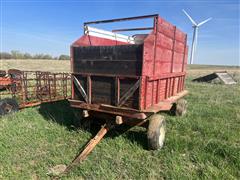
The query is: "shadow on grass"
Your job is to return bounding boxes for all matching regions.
[118,127,148,149]
[38,100,78,131]
[38,100,148,149]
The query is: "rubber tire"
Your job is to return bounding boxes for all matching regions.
[147,114,166,150]
[175,99,187,116]
[0,98,19,116]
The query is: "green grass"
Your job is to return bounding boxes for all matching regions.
[0,72,240,179]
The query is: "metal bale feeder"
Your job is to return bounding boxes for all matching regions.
[0,70,71,115]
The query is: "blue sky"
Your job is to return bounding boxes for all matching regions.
[0,0,239,65]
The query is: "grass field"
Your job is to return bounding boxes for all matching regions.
[0,59,70,72]
[0,60,239,179]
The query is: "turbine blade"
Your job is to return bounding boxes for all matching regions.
[182,9,197,26]
[197,18,212,26]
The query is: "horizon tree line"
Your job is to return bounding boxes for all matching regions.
[0,50,70,60]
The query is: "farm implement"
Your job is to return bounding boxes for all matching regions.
[0,69,71,115]
[1,14,189,176]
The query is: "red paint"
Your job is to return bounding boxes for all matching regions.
[140,16,187,110]
[71,15,188,112]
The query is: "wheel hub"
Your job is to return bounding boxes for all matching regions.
[159,125,166,147]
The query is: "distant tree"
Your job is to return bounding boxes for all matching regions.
[42,54,53,59]
[1,50,69,60]
[23,53,32,59]
[0,52,12,59]
[59,54,70,60]
[32,53,53,60]
[11,50,24,59]
[33,54,44,59]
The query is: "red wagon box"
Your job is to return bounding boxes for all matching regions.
[69,14,188,120]
[68,14,188,151]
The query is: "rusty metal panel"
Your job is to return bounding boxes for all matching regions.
[72,45,143,76]
[0,71,71,108]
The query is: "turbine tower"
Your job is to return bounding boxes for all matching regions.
[182,9,212,64]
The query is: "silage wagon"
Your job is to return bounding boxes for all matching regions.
[63,14,188,170]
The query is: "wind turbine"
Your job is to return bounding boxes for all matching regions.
[182,9,212,64]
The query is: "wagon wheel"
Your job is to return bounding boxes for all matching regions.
[0,98,19,116]
[147,114,166,150]
[175,99,187,116]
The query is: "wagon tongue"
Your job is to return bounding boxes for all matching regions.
[48,118,149,177]
[49,123,110,177]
